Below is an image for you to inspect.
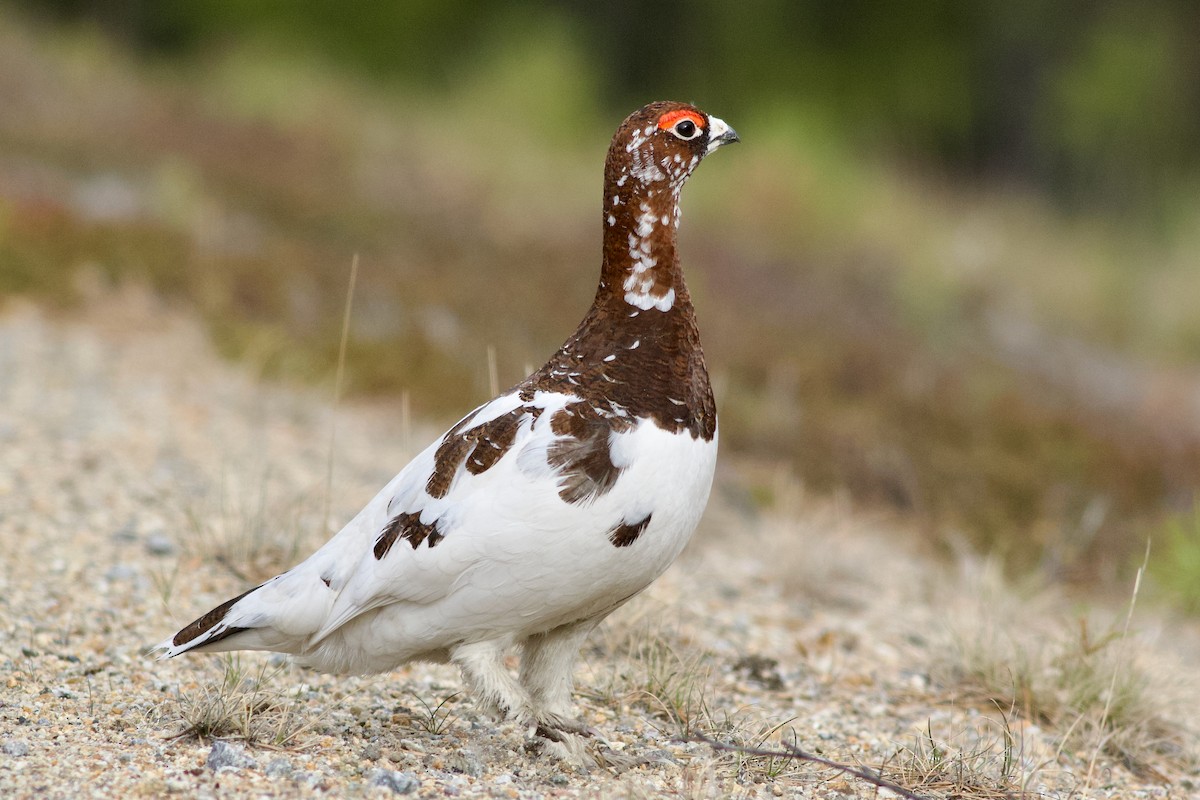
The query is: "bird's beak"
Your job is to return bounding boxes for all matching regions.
[706,115,740,153]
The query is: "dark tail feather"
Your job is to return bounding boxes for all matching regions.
[158,583,262,656]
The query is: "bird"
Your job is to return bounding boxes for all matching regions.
[157,101,739,750]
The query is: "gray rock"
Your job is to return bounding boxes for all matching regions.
[111,521,139,542]
[144,533,177,556]
[444,748,483,777]
[292,771,326,789]
[367,768,419,794]
[643,748,679,765]
[206,740,257,771]
[265,757,294,778]
[104,563,137,581]
[382,747,413,767]
[2,740,30,757]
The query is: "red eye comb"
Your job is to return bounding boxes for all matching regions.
[657,109,705,131]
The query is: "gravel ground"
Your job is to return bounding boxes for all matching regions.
[1,289,1198,799]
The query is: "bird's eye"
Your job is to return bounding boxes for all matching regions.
[673,120,698,139]
[657,109,706,140]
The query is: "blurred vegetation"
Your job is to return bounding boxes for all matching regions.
[2,4,1199,596]
[21,0,1200,216]
[1147,503,1200,614]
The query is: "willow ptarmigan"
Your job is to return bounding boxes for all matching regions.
[157,101,738,749]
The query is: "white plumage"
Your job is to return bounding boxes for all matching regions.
[157,100,738,747]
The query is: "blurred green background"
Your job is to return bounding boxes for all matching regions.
[2,1,1199,600]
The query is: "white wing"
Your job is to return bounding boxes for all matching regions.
[159,387,717,674]
[307,389,572,638]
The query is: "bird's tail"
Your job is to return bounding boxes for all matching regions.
[155,584,259,657]
[154,573,324,659]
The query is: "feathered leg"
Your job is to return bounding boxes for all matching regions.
[450,638,533,723]
[516,620,602,765]
[520,619,598,735]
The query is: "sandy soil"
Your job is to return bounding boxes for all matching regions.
[1,289,1197,799]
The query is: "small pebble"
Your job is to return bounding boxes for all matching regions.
[293,771,327,789]
[367,768,419,794]
[643,749,678,765]
[104,563,137,581]
[265,757,294,778]
[111,521,139,542]
[2,741,30,757]
[444,749,483,777]
[206,740,257,771]
[144,533,177,556]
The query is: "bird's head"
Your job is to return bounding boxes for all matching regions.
[606,101,739,191]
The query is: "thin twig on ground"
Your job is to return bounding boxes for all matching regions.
[693,732,932,800]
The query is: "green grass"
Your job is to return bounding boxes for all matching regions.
[405,691,462,736]
[1147,503,1200,614]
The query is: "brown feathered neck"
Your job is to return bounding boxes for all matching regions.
[520,103,717,441]
[595,112,702,316]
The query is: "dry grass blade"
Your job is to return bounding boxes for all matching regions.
[1083,539,1147,788]
[322,253,359,535]
[728,718,806,785]
[171,656,318,748]
[885,716,1044,800]
[176,464,322,584]
[623,638,722,740]
[582,613,732,741]
[940,557,1194,787]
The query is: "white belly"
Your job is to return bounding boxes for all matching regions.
[329,420,718,667]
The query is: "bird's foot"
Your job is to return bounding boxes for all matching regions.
[511,710,602,766]
[531,712,597,743]
[524,729,598,768]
